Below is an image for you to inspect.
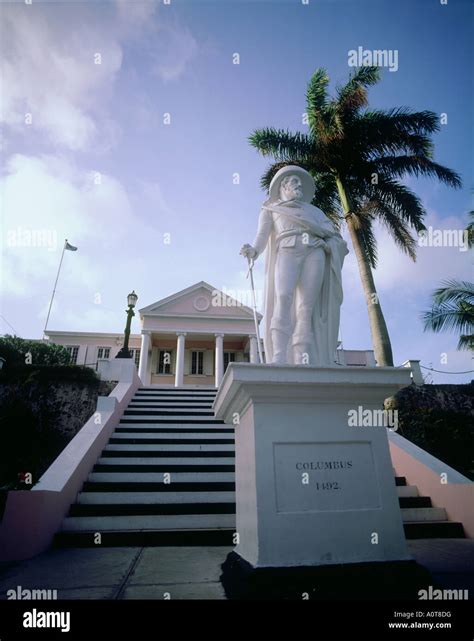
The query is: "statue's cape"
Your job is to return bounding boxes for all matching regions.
[261,200,349,365]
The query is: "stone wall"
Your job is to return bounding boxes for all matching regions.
[384,383,474,479]
[385,382,474,415]
[0,379,114,489]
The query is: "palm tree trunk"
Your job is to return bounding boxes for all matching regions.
[335,176,394,366]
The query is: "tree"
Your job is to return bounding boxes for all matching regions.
[422,280,474,351]
[466,209,474,248]
[249,66,461,365]
[0,335,71,369]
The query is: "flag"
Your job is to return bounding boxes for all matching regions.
[65,241,78,251]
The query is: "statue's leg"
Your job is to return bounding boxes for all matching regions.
[272,247,302,364]
[293,246,326,365]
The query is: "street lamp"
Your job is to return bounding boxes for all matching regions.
[116,290,138,359]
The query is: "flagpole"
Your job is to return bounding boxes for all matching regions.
[43,239,67,339]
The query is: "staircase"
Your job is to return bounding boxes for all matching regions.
[56,387,235,547]
[396,475,465,539]
[55,387,465,547]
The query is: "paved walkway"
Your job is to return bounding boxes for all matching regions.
[0,540,473,599]
[0,547,231,600]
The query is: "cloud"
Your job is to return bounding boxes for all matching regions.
[149,24,198,81]
[0,154,134,295]
[342,209,471,298]
[0,3,123,151]
[0,1,198,151]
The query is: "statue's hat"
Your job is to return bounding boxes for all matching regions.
[268,165,315,203]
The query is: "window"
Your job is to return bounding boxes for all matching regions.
[224,352,236,371]
[130,349,141,368]
[158,350,171,374]
[97,347,111,360]
[191,350,204,375]
[65,346,79,364]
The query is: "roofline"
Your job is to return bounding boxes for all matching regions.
[45,331,141,339]
[138,281,261,320]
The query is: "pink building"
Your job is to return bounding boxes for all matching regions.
[46,281,377,388]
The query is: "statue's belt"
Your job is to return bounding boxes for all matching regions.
[276,230,325,244]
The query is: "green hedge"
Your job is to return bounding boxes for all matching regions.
[0,364,99,385]
[398,408,474,481]
[0,336,99,385]
[0,335,71,368]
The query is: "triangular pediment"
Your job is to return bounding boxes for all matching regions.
[139,281,261,320]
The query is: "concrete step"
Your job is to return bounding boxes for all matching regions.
[101,450,234,459]
[137,386,217,390]
[124,410,215,417]
[69,502,235,516]
[116,423,229,431]
[87,472,235,484]
[403,521,465,539]
[129,402,214,408]
[61,513,235,532]
[54,529,233,547]
[110,432,233,442]
[119,418,225,425]
[83,483,235,494]
[398,496,431,509]
[396,485,419,498]
[104,443,234,453]
[131,396,215,402]
[77,491,235,504]
[135,391,216,397]
[97,456,235,465]
[400,507,447,522]
[94,458,235,473]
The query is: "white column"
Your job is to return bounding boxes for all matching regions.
[215,333,224,387]
[138,332,151,383]
[402,359,424,386]
[249,335,258,364]
[175,332,186,388]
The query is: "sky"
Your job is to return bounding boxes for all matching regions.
[0,0,472,383]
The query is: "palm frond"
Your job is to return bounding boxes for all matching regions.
[422,301,474,336]
[306,68,330,133]
[365,177,427,232]
[466,210,474,248]
[368,156,462,189]
[249,128,315,162]
[336,66,380,116]
[349,208,378,267]
[347,109,438,157]
[312,172,342,222]
[431,280,474,305]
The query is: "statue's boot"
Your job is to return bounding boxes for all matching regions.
[271,328,291,364]
[292,322,314,365]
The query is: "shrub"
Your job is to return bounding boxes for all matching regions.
[0,335,71,369]
[0,396,64,490]
[400,408,474,480]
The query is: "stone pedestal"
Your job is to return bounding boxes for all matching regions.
[213,364,412,570]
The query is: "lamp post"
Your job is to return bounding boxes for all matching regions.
[116,290,138,359]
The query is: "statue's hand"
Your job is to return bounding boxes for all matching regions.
[240,244,257,260]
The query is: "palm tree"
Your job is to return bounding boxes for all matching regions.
[249,66,461,366]
[466,209,474,248]
[422,280,474,351]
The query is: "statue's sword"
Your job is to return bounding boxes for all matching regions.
[245,256,265,364]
